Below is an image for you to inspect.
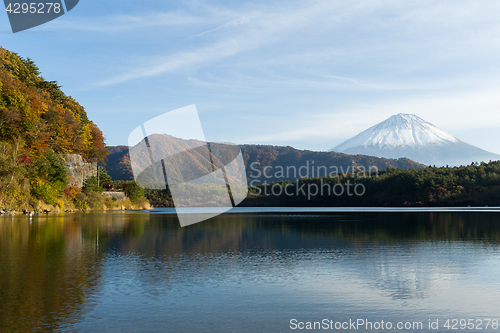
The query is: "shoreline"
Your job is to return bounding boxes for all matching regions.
[140,206,500,214]
[0,202,151,217]
[4,206,500,218]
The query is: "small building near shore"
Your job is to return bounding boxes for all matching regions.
[102,191,127,201]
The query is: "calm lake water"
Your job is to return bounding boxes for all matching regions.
[1,209,500,332]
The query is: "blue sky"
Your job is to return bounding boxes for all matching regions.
[2,0,500,153]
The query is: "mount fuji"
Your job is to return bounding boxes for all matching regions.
[331,114,500,167]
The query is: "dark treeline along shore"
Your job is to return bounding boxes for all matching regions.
[143,161,500,208]
[244,161,500,207]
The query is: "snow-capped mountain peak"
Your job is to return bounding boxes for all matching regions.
[331,114,499,167]
[334,113,458,151]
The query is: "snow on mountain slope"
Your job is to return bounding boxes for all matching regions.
[331,114,500,166]
[334,114,457,150]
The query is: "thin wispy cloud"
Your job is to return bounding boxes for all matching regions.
[187,72,405,93]
[190,13,261,38]
[91,1,363,87]
[12,0,500,148]
[94,37,254,87]
[50,11,207,32]
[90,0,500,89]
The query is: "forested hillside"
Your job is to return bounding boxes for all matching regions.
[0,48,107,161]
[105,137,425,182]
[0,47,135,211]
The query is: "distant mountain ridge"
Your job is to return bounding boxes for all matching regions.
[105,134,425,182]
[331,114,500,166]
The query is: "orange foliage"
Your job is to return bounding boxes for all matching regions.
[0,47,108,162]
[88,122,107,163]
[64,176,81,200]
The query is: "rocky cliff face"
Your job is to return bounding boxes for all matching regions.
[64,154,97,188]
